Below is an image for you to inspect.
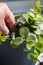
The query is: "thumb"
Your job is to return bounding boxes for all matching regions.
[0,20,9,35]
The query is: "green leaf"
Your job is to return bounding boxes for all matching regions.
[0,31,9,43]
[34,28,41,35]
[36,14,43,21]
[11,32,15,40]
[27,11,35,18]
[28,53,38,62]
[23,47,29,51]
[10,40,18,48]
[19,27,29,38]
[31,25,38,29]
[0,31,2,36]
[26,41,34,50]
[39,24,43,35]
[40,48,43,53]
[15,14,21,19]
[36,0,40,8]
[23,13,29,23]
[40,30,43,35]
[10,37,23,46]
[35,42,42,48]
[30,9,35,13]
[34,47,40,54]
[1,36,9,42]
[27,33,36,42]
[35,42,43,53]
[35,27,43,35]
[36,0,41,13]
[39,36,43,43]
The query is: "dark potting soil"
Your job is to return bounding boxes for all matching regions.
[40,62,43,65]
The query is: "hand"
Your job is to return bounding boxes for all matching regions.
[0,3,15,35]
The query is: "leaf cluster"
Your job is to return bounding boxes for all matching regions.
[0,0,43,62]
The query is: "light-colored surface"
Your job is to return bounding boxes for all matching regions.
[35,62,39,65]
[38,53,43,62]
[2,1,43,13]
[4,1,33,13]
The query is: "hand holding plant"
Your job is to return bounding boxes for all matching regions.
[0,0,43,64]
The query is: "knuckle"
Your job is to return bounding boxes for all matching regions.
[3,3,8,7]
[0,3,8,8]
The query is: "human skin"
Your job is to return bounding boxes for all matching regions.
[0,3,15,35]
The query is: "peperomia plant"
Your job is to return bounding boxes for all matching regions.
[0,0,43,63]
[0,31,9,44]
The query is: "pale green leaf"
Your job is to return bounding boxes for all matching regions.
[36,14,43,21]
[27,33,36,42]
[39,36,43,43]
[30,9,35,13]
[27,11,35,18]
[35,27,43,35]
[23,13,29,23]
[19,27,29,38]
[11,32,15,40]
[10,40,18,48]
[26,41,34,50]
[1,36,9,42]
[10,37,23,46]
[15,14,21,19]
[31,25,38,29]
[34,28,41,35]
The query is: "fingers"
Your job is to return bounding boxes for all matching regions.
[5,6,15,32]
[0,3,15,35]
[0,20,9,35]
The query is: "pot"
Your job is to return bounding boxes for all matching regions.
[0,40,35,65]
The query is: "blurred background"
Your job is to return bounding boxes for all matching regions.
[0,0,43,13]
[0,0,43,65]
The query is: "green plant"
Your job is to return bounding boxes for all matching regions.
[0,31,9,44]
[0,0,43,62]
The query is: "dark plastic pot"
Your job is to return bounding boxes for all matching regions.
[0,40,35,65]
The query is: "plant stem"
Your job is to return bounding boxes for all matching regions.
[31,0,34,9]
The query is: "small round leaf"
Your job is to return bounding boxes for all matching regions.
[27,33,36,42]
[26,41,34,50]
[11,37,23,46]
[10,40,18,48]
[23,13,29,23]
[19,27,29,38]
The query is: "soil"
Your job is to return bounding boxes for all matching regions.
[40,62,43,65]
